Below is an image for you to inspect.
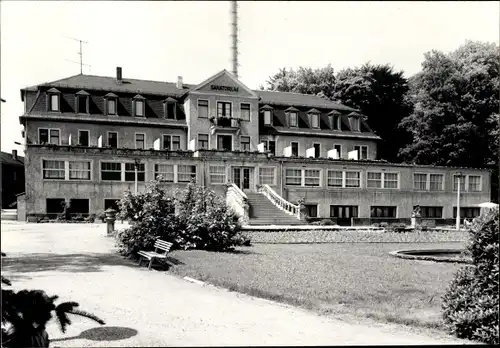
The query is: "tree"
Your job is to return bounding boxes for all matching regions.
[333,63,413,161]
[398,41,499,201]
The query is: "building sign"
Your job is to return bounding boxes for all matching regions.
[210,84,239,92]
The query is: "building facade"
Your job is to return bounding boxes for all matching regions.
[19,68,491,222]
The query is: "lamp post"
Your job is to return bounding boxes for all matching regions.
[456,172,462,230]
[134,158,141,194]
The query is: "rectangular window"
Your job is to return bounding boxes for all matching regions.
[77,95,88,113]
[367,172,382,188]
[429,174,444,191]
[162,135,171,150]
[78,130,89,146]
[107,99,116,115]
[69,199,89,215]
[345,171,361,187]
[240,136,250,151]
[367,172,398,189]
[240,103,250,121]
[313,143,321,158]
[104,199,120,211]
[264,110,272,125]
[217,101,232,118]
[468,175,481,192]
[453,175,467,192]
[285,169,302,186]
[334,144,342,158]
[304,204,318,218]
[50,129,60,145]
[107,132,118,148]
[46,198,65,214]
[311,113,319,128]
[304,169,321,187]
[453,207,481,219]
[43,160,65,179]
[383,173,399,189]
[269,141,276,156]
[330,205,359,218]
[198,100,209,118]
[333,115,341,130]
[125,163,145,182]
[414,173,428,190]
[291,142,299,157]
[69,161,91,180]
[101,162,121,181]
[155,164,174,182]
[166,103,176,119]
[49,94,59,111]
[198,134,209,150]
[39,129,49,144]
[350,117,360,131]
[217,135,232,151]
[370,206,397,218]
[327,171,343,187]
[209,165,226,184]
[417,206,443,218]
[171,136,181,150]
[289,112,298,127]
[178,165,197,183]
[354,145,368,160]
[259,167,276,186]
[134,100,144,117]
[135,133,145,149]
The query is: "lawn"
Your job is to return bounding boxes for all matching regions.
[168,242,466,330]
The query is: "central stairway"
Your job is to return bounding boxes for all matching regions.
[246,192,307,226]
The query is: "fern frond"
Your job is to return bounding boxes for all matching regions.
[67,309,105,325]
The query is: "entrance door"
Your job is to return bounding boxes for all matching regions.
[232,167,251,191]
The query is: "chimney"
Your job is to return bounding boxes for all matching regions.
[177,76,183,89]
[12,150,17,160]
[116,67,123,83]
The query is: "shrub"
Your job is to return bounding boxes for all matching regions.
[442,207,499,344]
[115,180,247,256]
[115,180,178,257]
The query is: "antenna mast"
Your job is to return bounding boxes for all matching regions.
[65,36,89,74]
[230,1,238,78]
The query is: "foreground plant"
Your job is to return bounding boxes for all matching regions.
[441,207,499,344]
[1,252,105,348]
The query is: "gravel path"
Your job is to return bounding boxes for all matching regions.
[1,222,473,346]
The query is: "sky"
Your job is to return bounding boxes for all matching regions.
[1,1,498,154]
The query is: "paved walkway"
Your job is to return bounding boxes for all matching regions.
[1,222,472,346]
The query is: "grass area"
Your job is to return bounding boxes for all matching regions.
[168,242,466,330]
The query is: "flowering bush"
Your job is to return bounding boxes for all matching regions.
[442,207,499,344]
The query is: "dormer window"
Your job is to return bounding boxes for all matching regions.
[285,107,299,127]
[47,88,61,112]
[133,95,146,117]
[104,93,118,116]
[348,112,362,131]
[164,97,177,120]
[328,110,342,130]
[260,105,273,126]
[75,90,89,114]
[308,109,320,129]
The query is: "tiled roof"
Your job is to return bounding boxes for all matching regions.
[255,90,357,112]
[23,73,358,111]
[24,74,194,97]
[0,151,24,166]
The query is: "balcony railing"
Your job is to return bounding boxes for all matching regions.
[209,116,240,128]
[258,184,301,220]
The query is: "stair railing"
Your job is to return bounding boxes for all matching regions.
[226,183,249,225]
[258,184,301,220]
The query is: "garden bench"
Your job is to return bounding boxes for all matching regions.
[137,239,173,270]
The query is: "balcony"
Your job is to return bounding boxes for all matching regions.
[209,116,241,134]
